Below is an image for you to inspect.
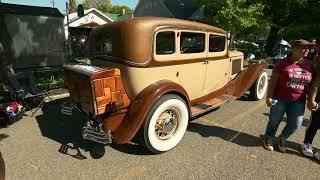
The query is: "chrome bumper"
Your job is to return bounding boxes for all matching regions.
[61,102,112,145]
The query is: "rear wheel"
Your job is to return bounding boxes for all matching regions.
[250,71,268,100]
[140,94,189,153]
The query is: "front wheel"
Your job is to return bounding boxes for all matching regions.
[250,71,268,100]
[141,94,189,153]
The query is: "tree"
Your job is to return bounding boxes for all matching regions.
[195,0,268,39]
[198,0,319,55]
[109,5,133,14]
[82,0,112,12]
[68,0,77,13]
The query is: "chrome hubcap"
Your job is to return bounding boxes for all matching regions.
[155,109,179,140]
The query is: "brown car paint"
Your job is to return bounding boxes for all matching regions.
[229,63,268,98]
[110,63,266,143]
[89,17,226,67]
[112,80,190,144]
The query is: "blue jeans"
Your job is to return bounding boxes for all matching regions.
[265,97,306,139]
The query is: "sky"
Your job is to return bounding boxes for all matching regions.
[1,0,139,13]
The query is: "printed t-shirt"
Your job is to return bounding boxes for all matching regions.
[273,58,313,101]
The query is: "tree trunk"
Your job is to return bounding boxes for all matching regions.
[265,26,280,56]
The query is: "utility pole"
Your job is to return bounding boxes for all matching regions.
[51,0,55,8]
[66,2,71,60]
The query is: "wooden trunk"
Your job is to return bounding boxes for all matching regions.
[64,65,130,116]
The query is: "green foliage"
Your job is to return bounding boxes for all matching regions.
[195,0,269,37]
[82,0,112,12]
[35,72,67,91]
[197,0,319,55]
[81,0,133,14]
[109,5,133,14]
[68,0,77,13]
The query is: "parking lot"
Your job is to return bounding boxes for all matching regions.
[1,69,320,180]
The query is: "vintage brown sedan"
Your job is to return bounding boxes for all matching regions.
[64,17,268,153]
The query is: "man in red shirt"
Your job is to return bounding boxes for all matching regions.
[264,39,313,152]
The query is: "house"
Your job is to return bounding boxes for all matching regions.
[65,8,114,39]
[134,0,204,20]
[65,8,133,38]
[65,8,133,58]
[0,3,65,70]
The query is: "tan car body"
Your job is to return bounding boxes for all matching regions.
[66,17,267,145]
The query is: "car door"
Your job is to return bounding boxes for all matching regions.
[176,31,207,100]
[153,30,207,100]
[202,33,230,95]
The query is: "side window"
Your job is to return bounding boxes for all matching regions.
[209,35,226,52]
[180,32,205,54]
[156,31,175,55]
[93,37,112,55]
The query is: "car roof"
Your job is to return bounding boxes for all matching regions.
[96,17,226,34]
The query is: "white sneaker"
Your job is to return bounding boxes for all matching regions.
[314,151,320,161]
[301,143,313,157]
[263,136,274,151]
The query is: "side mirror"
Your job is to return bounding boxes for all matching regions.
[77,4,84,17]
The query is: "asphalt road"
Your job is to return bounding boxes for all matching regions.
[1,69,320,180]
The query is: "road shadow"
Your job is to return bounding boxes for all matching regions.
[263,113,311,127]
[188,122,320,164]
[187,122,262,147]
[236,92,256,102]
[36,98,106,160]
[190,106,220,121]
[110,143,154,156]
[0,134,9,142]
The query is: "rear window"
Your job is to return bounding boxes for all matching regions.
[93,37,112,55]
[180,32,205,54]
[209,35,226,52]
[156,31,175,55]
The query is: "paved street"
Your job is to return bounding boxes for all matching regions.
[1,69,320,180]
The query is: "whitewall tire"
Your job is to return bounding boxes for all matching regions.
[250,71,268,100]
[141,94,189,153]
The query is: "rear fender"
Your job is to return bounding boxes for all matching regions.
[113,80,190,144]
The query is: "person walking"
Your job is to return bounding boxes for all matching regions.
[305,39,318,61]
[264,40,314,152]
[301,39,320,160]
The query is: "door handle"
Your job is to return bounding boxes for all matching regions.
[203,60,209,64]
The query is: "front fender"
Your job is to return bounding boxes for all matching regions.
[113,80,190,144]
[230,63,267,98]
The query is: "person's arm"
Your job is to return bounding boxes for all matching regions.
[307,75,320,110]
[266,72,280,107]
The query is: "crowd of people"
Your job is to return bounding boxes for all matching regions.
[263,38,320,161]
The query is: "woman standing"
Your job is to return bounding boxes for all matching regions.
[301,39,320,160]
[264,40,313,152]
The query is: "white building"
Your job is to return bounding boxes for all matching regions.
[64,8,114,39]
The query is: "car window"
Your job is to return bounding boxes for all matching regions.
[93,37,112,55]
[209,35,225,52]
[156,31,175,55]
[180,32,205,54]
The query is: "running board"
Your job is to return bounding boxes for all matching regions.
[191,94,235,117]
